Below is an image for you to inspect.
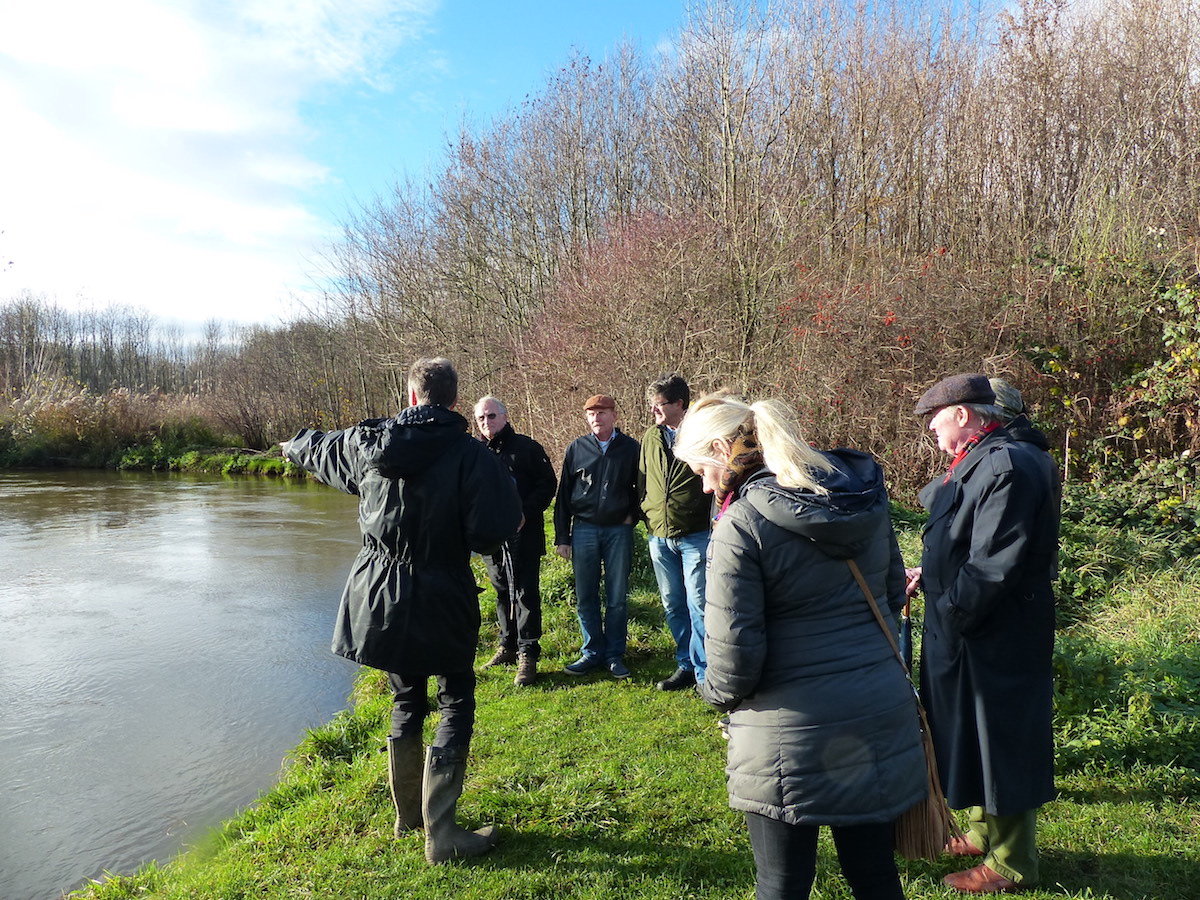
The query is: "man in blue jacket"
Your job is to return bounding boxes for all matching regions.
[553,393,641,679]
[283,357,521,865]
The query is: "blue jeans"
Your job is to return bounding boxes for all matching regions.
[648,531,709,682]
[571,521,633,661]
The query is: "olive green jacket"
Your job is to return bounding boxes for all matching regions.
[638,423,712,538]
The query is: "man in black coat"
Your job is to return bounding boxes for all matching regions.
[905,373,1059,894]
[283,357,522,865]
[474,395,557,686]
[990,377,1063,516]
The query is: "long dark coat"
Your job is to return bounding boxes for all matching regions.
[284,405,522,675]
[918,427,1058,816]
[701,451,927,826]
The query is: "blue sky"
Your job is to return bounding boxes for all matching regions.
[0,0,685,326]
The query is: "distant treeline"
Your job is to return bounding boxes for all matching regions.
[3,0,1199,496]
[0,297,398,453]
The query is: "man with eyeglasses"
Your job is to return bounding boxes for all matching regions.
[639,374,711,691]
[473,395,557,686]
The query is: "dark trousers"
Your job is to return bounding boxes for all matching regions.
[484,533,544,658]
[746,812,905,900]
[387,670,476,748]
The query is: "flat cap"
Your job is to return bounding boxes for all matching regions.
[583,394,616,410]
[914,373,995,416]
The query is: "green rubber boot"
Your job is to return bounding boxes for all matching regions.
[422,745,498,864]
[386,735,424,836]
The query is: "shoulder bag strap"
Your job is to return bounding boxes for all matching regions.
[847,559,910,677]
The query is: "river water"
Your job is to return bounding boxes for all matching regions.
[0,470,362,900]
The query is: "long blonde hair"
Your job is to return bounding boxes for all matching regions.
[674,393,834,493]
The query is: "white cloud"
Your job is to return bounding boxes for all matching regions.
[0,0,438,324]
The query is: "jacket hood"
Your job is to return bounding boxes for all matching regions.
[742,448,890,559]
[1005,415,1050,451]
[365,405,470,479]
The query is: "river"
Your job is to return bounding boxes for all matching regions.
[0,469,362,900]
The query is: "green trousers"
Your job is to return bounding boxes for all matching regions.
[962,805,1039,885]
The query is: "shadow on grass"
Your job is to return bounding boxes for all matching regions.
[1037,848,1200,900]
[457,828,753,892]
[1055,781,1200,805]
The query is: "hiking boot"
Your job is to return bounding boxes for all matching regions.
[484,646,517,668]
[514,652,537,686]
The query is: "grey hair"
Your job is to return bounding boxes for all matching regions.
[961,403,1005,426]
[474,395,508,416]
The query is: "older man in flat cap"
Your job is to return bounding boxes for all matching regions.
[553,394,641,678]
[905,373,1059,894]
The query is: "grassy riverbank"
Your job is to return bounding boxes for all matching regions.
[69,498,1200,900]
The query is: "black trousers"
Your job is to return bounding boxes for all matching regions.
[484,532,544,658]
[387,670,476,748]
[745,812,905,900]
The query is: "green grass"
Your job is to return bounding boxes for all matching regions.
[69,514,1200,900]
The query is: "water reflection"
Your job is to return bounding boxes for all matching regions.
[0,470,361,900]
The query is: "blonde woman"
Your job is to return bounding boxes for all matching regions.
[674,394,924,900]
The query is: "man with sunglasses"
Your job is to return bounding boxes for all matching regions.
[474,395,557,686]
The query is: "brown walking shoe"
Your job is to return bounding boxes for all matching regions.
[945,834,986,857]
[484,646,517,668]
[514,652,537,686]
[943,864,1022,894]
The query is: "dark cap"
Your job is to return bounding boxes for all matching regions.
[914,374,995,416]
[583,394,616,410]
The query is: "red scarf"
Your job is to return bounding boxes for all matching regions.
[943,423,1000,483]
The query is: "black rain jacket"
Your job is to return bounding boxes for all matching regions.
[552,430,640,545]
[284,405,521,674]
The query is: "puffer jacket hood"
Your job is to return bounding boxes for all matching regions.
[742,448,889,560]
[365,405,470,479]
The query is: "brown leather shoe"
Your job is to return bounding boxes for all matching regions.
[483,646,517,668]
[514,652,537,686]
[943,864,1022,894]
[945,834,986,857]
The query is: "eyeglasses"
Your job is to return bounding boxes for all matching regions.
[476,413,498,420]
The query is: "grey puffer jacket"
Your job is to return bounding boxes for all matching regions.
[701,449,926,826]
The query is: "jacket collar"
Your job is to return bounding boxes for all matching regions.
[944,426,1008,484]
[486,422,516,450]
